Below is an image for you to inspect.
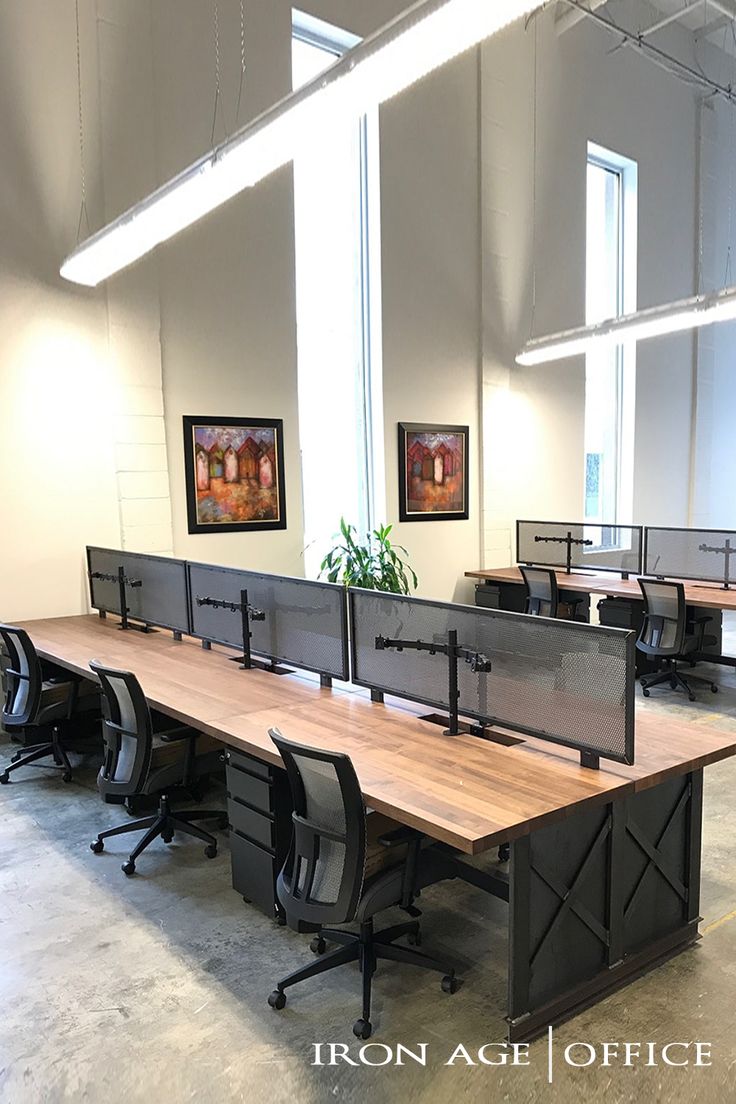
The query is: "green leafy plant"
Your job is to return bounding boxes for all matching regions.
[319,518,418,594]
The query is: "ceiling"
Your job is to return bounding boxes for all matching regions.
[556,0,736,57]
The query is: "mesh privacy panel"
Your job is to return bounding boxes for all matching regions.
[350,589,635,764]
[517,520,643,574]
[644,527,736,585]
[87,547,190,634]
[187,562,349,680]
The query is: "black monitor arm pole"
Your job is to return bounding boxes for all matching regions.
[375,630,492,736]
[196,590,265,670]
[89,567,143,631]
[698,540,734,591]
[534,531,593,575]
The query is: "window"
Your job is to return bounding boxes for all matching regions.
[584,142,637,544]
[292,11,384,579]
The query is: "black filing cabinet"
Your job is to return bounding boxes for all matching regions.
[223,747,293,922]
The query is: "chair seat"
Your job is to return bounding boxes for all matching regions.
[141,732,223,795]
[35,677,100,727]
[355,848,453,922]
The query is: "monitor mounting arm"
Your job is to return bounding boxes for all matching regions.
[196,590,265,670]
[534,531,593,575]
[375,629,492,736]
[89,566,143,631]
[698,539,734,591]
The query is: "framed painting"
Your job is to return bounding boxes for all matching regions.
[398,422,469,523]
[183,416,287,534]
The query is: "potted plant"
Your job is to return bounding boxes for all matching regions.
[319,519,418,594]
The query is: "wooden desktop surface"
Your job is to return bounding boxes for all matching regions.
[16,615,736,856]
[466,565,736,611]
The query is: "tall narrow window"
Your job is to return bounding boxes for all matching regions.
[292,11,384,578]
[584,142,637,541]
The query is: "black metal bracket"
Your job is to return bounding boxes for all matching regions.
[375,629,492,736]
[580,750,600,770]
[196,590,265,670]
[89,566,143,631]
[697,538,733,590]
[535,530,593,574]
[370,689,384,703]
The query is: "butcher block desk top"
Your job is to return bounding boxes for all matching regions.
[466,565,736,612]
[16,615,736,856]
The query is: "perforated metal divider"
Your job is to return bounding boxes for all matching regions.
[644,527,736,584]
[516,520,643,575]
[187,562,349,680]
[86,547,191,634]
[349,589,635,765]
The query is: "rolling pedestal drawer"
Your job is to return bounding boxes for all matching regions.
[223,746,293,922]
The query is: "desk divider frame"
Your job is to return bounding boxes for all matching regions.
[516,520,644,577]
[349,587,636,768]
[643,525,736,589]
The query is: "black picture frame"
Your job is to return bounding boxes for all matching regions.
[183,415,287,534]
[398,422,470,523]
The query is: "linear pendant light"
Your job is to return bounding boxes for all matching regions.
[61,0,539,287]
[516,285,736,366]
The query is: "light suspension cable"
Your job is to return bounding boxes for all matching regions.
[60,0,543,287]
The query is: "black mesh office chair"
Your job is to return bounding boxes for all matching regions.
[637,579,718,701]
[520,566,585,622]
[0,624,98,784]
[88,661,227,875]
[520,566,559,616]
[267,729,459,1040]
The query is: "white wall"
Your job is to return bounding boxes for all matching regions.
[0,1,723,621]
[0,0,121,620]
[148,0,481,599]
[480,10,699,567]
[691,94,736,528]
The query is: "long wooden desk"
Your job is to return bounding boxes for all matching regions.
[15,614,736,1041]
[467,564,736,612]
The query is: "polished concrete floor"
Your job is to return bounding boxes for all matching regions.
[2,635,736,1103]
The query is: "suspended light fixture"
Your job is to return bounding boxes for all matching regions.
[61,0,540,287]
[515,284,736,366]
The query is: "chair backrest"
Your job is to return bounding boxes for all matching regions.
[637,579,686,656]
[0,625,43,728]
[89,661,153,798]
[520,566,559,617]
[270,728,366,932]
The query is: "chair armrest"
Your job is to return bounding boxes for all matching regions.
[378,826,425,849]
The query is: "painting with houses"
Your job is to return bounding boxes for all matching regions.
[399,423,469,522]
[183,417,286,533]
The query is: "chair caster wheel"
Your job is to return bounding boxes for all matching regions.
[642,688,650,697]
[711,685,719,693]
[353,1018,372,1039]
[0,773,9,784]
[689,694,696,702]
[204,844,217,859]
[498,843,510,863]
[275,914,287,927]
[407,928,422,946]
[122,860,136,876]
[310,936,327,955]
[162,833,174,844]
[441,974,459,994]
[62,772,72,784]
[11,752,21,763]
[268,990,286,1010]
[90,839,104,854]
